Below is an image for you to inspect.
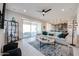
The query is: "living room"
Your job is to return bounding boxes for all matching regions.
[0,3,79,56]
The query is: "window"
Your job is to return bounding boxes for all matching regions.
[23,20,42,39]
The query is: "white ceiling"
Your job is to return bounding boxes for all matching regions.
[6,3,78,24]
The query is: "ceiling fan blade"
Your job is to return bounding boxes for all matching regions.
[37,10,42,13]
[45,9,52,13]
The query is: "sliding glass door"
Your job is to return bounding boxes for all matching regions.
[23,23,37,39]
[23,23,31,38]
[31,24,37,37]
[23,20,42,40]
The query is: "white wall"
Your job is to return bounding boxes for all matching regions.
[0,3,3,13]
[76,5,79,47]
[77,6,79,35]
[0,29,4,53]
[0,3,5,53]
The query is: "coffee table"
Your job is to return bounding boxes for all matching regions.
[37,35,56,49]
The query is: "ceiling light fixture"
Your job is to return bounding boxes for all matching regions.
[42,9,52,16]
[24,10,26,12]
[61,9,64,11]
[42,12,45,16]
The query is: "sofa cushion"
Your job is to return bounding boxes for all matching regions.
[2,48,22,56]
[3,42,18,52]
[58,33,68,38]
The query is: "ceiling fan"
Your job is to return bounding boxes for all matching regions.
[38,9,52,16]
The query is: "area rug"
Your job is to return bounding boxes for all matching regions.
[29,40,73,56]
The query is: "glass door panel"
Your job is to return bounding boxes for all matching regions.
[23,20,42,39]
[31,24,37,37]
[23,24,31,38]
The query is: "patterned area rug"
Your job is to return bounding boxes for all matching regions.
[29,40,73,56]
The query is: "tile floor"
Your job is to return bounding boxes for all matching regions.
[18,37,79,56]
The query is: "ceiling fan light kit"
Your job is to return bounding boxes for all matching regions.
[41,9,52,16]
[42,12,45,16]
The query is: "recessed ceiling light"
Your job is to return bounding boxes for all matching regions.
[61,9,64,11]
[24,10,26,12]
